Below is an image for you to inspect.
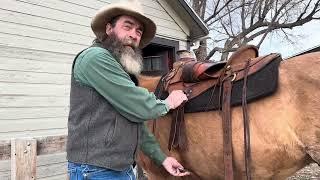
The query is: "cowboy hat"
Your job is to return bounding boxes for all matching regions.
[91,0,156,48]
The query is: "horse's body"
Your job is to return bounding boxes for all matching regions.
[137,52,320,180]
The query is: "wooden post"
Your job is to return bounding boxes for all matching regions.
[11,138,37,180]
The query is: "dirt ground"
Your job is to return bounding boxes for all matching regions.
[287,163,320,180]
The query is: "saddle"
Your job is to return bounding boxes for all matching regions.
[161,45,280,100]
[154,45,282,180]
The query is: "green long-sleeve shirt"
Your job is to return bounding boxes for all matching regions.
[73,46,167,165]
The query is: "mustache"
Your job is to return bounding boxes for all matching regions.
[122,38,138,49]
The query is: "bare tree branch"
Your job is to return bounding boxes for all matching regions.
[221,20,232,36]
[261,0,271,20]
[226,2,236,36]
[258,0,262,20]
[241,0,246,31]
[257,31,269,48]
[213,0,221,17]
[272,0,292,22]
[189,0,320,59]
[206,46,237,60]
[207,6,241,26]
[250,0,260,26]
[209,27,230,36]
[204,0,235,23]
[297,0,312,20]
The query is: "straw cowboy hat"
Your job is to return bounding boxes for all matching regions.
[91,0,156,48]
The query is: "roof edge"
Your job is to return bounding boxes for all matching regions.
[286,44,320,59]
[177,0,209,40]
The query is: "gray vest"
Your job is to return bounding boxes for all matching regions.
[66,47,142,171]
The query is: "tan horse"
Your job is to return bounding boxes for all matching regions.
[137,52,320,180]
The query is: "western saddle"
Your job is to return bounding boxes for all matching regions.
[154,45,282,180]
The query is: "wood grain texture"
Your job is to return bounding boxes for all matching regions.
[11,138,37,180]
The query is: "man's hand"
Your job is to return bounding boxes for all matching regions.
[165,90,188,109]
[162,157,190,176]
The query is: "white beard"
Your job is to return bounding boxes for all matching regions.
[120,51,143,76]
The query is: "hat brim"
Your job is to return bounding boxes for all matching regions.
[91,7,156,48]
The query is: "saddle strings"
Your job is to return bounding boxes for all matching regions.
[242,60,252,180]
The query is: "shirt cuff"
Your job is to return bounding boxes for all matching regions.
[153,150,166,166]
[162,100,170,112]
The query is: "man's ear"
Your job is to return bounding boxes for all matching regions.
[105,23,112,35]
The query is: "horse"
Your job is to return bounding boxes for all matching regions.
[137,52,320,180]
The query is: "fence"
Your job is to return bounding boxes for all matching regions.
[0,135,146,180]
[0,135,66,179]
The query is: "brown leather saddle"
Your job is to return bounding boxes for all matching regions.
[154,45,282,180]
[162,45,279,99]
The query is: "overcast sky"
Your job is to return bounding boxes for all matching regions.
[260,20,320,58]
[205,19,320,61]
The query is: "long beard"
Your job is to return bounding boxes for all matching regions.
[100,33,143,75]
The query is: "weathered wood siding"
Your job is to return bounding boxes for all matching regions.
[0,153,67,180]
[0,0,190,178]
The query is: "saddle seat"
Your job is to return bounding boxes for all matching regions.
[180,45,259,83]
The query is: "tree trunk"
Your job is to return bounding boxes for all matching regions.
[191,0,207,61]
[194,40,207,61]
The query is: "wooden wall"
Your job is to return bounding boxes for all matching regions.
[0,0,190,179]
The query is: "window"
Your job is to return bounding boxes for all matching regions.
[143,56,162,72]
[141,37,179,76]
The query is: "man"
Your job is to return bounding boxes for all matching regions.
[66,0,189,179]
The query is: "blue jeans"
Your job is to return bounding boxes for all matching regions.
[68,161,136,180]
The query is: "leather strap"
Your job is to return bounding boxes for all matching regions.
[168,106,188,151]
[242,60,251,180]
[222,78,234,180]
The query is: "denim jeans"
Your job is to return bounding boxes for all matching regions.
[68,161,136,180]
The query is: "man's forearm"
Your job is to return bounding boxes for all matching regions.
[140,123,166,165]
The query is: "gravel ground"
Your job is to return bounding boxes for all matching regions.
[136,163,320,180]
[287,163,320,180]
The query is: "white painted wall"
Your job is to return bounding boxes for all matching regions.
[0,0,190,178]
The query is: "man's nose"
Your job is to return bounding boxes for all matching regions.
[128,29,139,41]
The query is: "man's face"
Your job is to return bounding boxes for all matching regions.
[102,15,144,76]
[106,15,143,49]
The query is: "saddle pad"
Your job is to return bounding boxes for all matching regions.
[155,55,282,113]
